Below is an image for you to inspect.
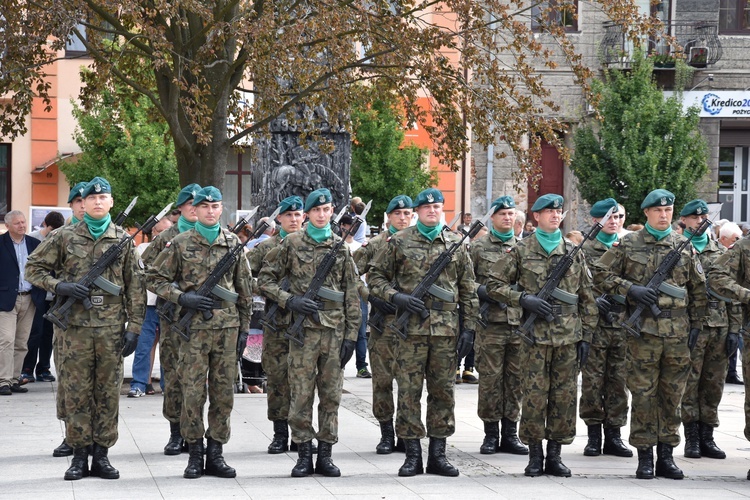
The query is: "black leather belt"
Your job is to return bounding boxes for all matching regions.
[17,291,31,296]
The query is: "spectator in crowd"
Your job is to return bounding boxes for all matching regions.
[246,217,275,249]
[719,222,742,249]
[522,221,536,238]
[719,222,745,386]
[741,223,750,237]
[514,210,526,239]
[617,204,630,238]
[457,213,473,234]
[351,198,370,244]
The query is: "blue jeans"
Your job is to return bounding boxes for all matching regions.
[356,298,368,370]
[130,306,159,391]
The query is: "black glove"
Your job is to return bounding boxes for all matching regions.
[596,296,612,317]
[627,285,658,307]
[519,293,552,318]
[237,331,249,357]
[368,295,397,315]
[55,281,90,300]
[688,328,701,351]
[121,331,139,357]
[178,292,214,311]
[391,292,427,315]
[286,296,321,315]
[477,285,494,303]
[456,330,475,359]
[726,332,740,357]
[577,340,590,369]
[339,339,356,368]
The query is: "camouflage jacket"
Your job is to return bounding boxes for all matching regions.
[470,232,522,326]
[486,234,597,345]
[257,230,361,340]
[367,225,479,335]
[709,238,750,332]
[145,228,253,332]
[698,238,738,329]
[592,228,706,337]
[248,234,282,276]
[140,224,180,267]
[25,221,146,331]
[353,230,391,302]
[582,238,628,331]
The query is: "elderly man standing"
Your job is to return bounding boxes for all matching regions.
[0,211,46,395]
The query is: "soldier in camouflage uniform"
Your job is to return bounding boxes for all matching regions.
[579,198,632,458]
[368,188,478,478]
[247,195,305,454]
[679,199,739,460]
[26,177,145,481]
[486,193,597,478]
[353,194,412,455]
[470,195,527,456]
[140,183,201,456]
[258,188,361,478]
[593,189,706,480]
[147,186,252,480]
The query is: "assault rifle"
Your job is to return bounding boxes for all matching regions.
[620,216,713,337]
[388,208,493,340]
[284,201,372,347]
[514,207,614,346]
[330,205,349,235]
[45,202,172,330]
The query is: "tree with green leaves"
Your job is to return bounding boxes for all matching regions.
[570,51,708,223]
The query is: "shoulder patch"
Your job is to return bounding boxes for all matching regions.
[696,260,704,274]
[165,241,172,248]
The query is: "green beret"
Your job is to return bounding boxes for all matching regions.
[304,188,333,212]
[176,183,202,207]
[386,195,413,214]
[680,199,709,217]
[491,195,516,213]
[81,177,112,198]
[590,198,618,218]
[67,182,87,203]
[531,193,564,212]
[640,189,675,209]
[279,196,304,213]
[192,186,222,205]
[413,188,444,208]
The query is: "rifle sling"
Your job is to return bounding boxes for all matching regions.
[423,298,458,311]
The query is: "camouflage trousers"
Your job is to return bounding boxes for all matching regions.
[579,327,629,428]
[682,325,729,426]
[159,318,183,424]
[262,325,290,422]
[178,327,238,444]
[520,343,578,444]
[288,325,344,444]
[58,324,124,448]
[476,323,524,423]
[395,335,456,439]
[742,334,750,441]
[627,333,690,448]
[368,323,399,422]
[52,326,66,422]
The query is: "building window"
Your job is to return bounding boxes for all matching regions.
[531,0,579,32]
[0,144,10,218]
[65,24,88,57]
[720,0,750,33]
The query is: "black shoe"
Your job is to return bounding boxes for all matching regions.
[603,427,632,457]
[583,424,602,456]
[315,441,341,477]
[499,418,528,455]
[480,421,500,455]
[291,441,314,477]
[18,373,34,385]
[0,385,11,396]
[376,420,395,454]
[698,422,726,459]
[268,420,289,454]
[164,422,185,456]
[398,439,424,477]
[524,441,544,477]
[544,440,571,477]
[64,447,90,481]
[90,443,119,479]
[36,371,56,382]
[183,440,205,479]
[205,438,236,478]
[636,447,654,479]
[10,383,27,393]
[683,421,701,458]
[425,437,459,477]
[54,439,74,457]
[726,373,744,385]
[655,442,684,479]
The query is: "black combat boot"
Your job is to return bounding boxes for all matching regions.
[90,443,120,479]
[603,427,633,457]
[64,447,90,481]
[655,442,684,479]
[291,440,318,454]
[425,437,459,477]
[544,440,571,477]
[205,438,236,478]
[183,440,205,479]
[54,439,74,457]
[398,439,424,476]
[291,441,314,477]
[683,421,701,458]
[315,441,341,477]
[524,441,544,477]
[268,420,289,454]
[583,424,602,456]
[480,421,500,454]
[699,422,726,459]
[499,418,528,455]
[636,447,654,479]
[395,438,406,453]
[376,420,396,454]
[164,422,185,456]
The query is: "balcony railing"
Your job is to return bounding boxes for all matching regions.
[600,21,722,68]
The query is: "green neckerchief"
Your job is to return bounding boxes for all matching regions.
[388,224,399,235]
[306,222,332,243]
[686,229,709,253]
[534,228,562,255]
[645,222,672,241]
[70,215,80,225]
[195,221,221,244]
[177,215,196,233]
[83,213,111,240]
[416,220,442,241]
[279,228,289,239]
[491,227,514,242]
[596,231,618,248]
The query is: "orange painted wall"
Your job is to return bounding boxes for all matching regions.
[30,59,60,206]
